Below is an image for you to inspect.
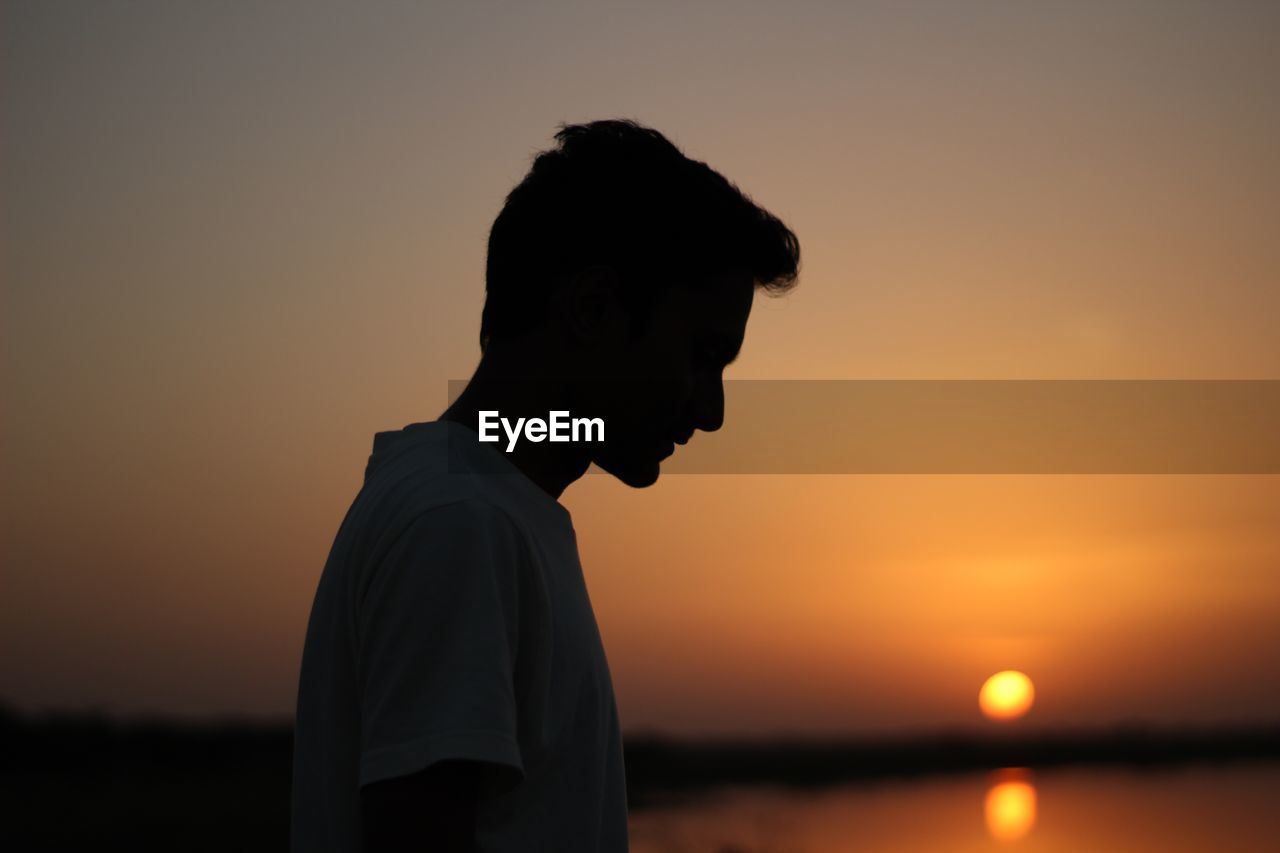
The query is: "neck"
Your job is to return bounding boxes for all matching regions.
[439,347,592,500]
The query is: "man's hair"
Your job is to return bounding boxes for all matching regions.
[479,118,800,351]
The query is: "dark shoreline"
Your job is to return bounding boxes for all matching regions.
[4,706,1279,848]
[622,723,1280,806]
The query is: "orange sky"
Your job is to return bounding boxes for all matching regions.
[4,1,1279,733]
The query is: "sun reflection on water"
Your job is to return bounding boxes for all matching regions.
[985,768,1037,842]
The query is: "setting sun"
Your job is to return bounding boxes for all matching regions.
[979,671,1036,721]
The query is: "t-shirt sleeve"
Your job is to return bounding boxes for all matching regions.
[354,496,527,788]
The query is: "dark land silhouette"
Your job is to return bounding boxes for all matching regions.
[5,703,1279,850]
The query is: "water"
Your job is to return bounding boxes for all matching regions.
[629,763,1280,852]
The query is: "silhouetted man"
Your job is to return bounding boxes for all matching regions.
[292,119,799,852]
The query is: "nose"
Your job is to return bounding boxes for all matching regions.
[689,373,725,433]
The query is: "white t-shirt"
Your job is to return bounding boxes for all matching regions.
[292,419,628,852]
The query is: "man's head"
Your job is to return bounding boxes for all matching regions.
[480,119,800,487]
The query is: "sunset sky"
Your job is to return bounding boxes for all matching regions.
[4,1,1279,735]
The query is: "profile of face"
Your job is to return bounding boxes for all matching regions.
[571,266,755,488]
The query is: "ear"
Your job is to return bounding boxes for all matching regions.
[563,264,625,345]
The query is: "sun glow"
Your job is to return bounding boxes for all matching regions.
[979,670,1035,721]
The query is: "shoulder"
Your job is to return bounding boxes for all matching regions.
[355,452,513,545]
[367,491,532,575]
[402,493,527,547]
[355,494,536,624]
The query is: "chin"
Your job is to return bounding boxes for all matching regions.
[597,454,662,489]
[620,465,661,489]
